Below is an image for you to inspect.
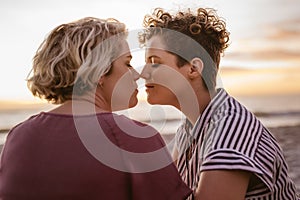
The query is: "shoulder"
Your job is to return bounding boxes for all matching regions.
[205,95,263,155]
[212,94,253,121]
[211,93,261,134]
[6,113,43,140]
[99,113,166,153]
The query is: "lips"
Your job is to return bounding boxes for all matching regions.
[145,84,154,89]
[145,84,154,93]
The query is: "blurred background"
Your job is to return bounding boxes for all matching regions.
[0,0,299,192]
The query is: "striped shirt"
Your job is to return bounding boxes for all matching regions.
[175,88,299,200]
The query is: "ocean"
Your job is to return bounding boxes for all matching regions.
[1,93,300,146]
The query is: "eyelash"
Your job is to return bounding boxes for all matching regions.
[150,57,160,68]
[151,63,160,68]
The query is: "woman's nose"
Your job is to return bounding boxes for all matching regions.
[140,64,152,80]
[131,68,140,81]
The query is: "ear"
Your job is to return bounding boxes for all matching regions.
[98,76,105,88]
[188,57,203,79]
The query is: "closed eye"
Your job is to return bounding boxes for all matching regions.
[127,63,133,68]
[151,63,160,68]
[150,56,160,68]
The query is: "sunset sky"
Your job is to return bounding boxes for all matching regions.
[0,0,299,102]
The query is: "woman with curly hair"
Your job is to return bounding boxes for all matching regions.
[140,7,299,200]
[0,17,192,199]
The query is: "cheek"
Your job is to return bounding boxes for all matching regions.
[110,72,138,109]
[148,85,177,105]
[151,66,185,90]
[119,72,136,92]
[128,92,138,108]
[156,85,174,97]
[108,72,132,92]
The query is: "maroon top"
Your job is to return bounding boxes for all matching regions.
[0,112,191,200]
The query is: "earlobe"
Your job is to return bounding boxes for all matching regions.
[189,57,203,79]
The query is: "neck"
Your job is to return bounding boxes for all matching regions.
[49,89,111,115]
[71,97,110,114]
[175,88,216,125]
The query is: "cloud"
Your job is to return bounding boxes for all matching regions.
[221,19,300,69]
[219,67,300,96]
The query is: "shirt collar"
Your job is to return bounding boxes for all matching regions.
[189,88,229,141]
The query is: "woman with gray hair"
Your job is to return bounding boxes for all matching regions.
[0,17,191,199]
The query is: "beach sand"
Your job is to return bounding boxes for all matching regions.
[268,125,300,193]
[0,124,299,193]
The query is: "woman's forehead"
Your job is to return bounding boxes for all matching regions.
[118,40,132,58]
[146,36,165,49]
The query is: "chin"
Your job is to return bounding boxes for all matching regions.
[147,96,161,105]
[147,96,175,107]
[128,96,138,108]
[147,99,155,105]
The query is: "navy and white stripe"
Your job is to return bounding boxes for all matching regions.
[175,88,299,200]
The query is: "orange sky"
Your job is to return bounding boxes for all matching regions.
[0,0,300,102]
[219,67,300,96]
[0,65,299,110]
[218,17,300,97]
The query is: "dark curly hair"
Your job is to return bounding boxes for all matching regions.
[139,8,230,91]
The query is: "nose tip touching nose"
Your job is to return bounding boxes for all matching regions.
[140,63,152,80]
[128,63,152,81]
[131,68,140,81]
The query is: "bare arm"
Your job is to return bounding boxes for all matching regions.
[194,170,250,200]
